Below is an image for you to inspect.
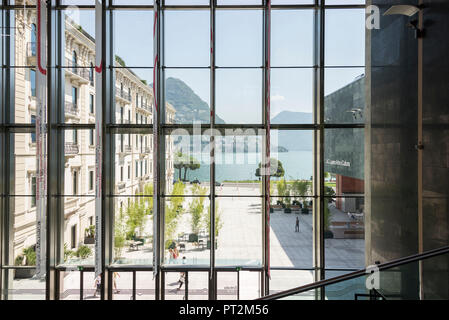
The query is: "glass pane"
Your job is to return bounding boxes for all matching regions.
[64,129,96,196]
[324,196,365,269]
[82,272,100,300]
[164,272,186,300]
[112,0,154,5]
[269,270,315,295]
[325,0,365,4]
[324,68,365,124]
[136,272,156,300]
[216,69,262,124]
[114,10,153,67]
[270,197,314,268]
[165,0,209,4]
[13,134,37,196]
[215,133,262,196]
[59,271,80,300]
[164,69,211,124]
[271,69,314,122]
[14,68,39,124]
[62,197,96,266]
[218,0,261,4]
[113,134,154,196]
[188,272,209,300]
[325,9,365,66]
[168,133,210,195]
[63,9,95,67]
[3,269,45,300]
[269,130,314,190]
[13,9,37,67]
[215,197,262,267]
[324,270,368,300]
[112,272,133,300]
[217,272,238,300]
[216,10,262,67]
[239,271,261,299]
[112,196,154,265]
[271,10,314,67]
[164,10,210,67]
[164,197,211,266]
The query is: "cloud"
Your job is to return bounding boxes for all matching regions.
[271,94,286,102]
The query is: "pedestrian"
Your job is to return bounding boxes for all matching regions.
[113,272,120,294]
[295,216,300,232]
[177,272,186,291]
[93,274,101,298]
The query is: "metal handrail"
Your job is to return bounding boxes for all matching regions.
[258,245,449,300]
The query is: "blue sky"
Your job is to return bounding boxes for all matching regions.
[73,7,365,123]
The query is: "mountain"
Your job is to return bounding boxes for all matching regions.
[271,111,313,124]
[165,77,225,124]
[271,111,313,151]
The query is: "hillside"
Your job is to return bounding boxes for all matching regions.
[165,77,225,124]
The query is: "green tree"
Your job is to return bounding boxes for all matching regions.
[114,206,127,259]
[255,158,285,180]
[174,152,201,182]
[205,200,223,237]
[189,185,207,235]
[164,181,186,241]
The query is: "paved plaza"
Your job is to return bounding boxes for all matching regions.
[6,184,364,300]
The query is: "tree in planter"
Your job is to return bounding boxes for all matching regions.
[164,181,187,242]
[205,200,223,238]
[125,196,150,240]
[84,225,95,239]
[291,180,310,205]
[75,245,92,260]
[324,203,333,237]
[276,179,288,206]
[189,185,207,235]
[114,206,127,260]
[64,243,75,262]
[14,246,36,266]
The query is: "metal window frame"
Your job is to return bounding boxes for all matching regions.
[0,0,366,300]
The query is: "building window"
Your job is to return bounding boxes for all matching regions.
[72,86,78,107]
[31,176,36,208]
[89,129,94,146]
[30,69,36,97]
[128,165,130,180]
[120,107,124,123]
[31,23,37,55]
[73,130,78,144]
[89,63,94,86]
[73,170,78,194]
[71,225,77,249]
[72,51,77,72]
[31,115,36,143]
[90,94,94,114]
[135,161,138,178]
[120,166,123,181]
[89,216,93,226]
[89,170,94,191]
[136,93,139,107]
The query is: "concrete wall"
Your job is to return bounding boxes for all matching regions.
[366,0,449,299]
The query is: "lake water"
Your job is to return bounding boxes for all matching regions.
[175,150,313,182]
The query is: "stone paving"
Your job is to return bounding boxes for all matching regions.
[5,185,365,299]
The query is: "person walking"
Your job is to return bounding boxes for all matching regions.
[295,217,300,232]
[93,274,101,298]
[113,272,120,294]
[177,272,186,291]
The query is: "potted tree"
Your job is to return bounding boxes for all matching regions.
[324,204,334,238]
[14,246,37,279]
[284,188,292,213]
[301,200,309,214]
[84,225,95,244]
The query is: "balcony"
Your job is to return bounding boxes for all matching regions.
[116,88,131,103]
[65,142,79,158]
[117,181,126,191]
[136,103,152,115]
[65,101,79,119]
[65,58,90,85]
[26,42,37,66]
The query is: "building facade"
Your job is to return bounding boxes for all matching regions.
[12,10,175,263]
